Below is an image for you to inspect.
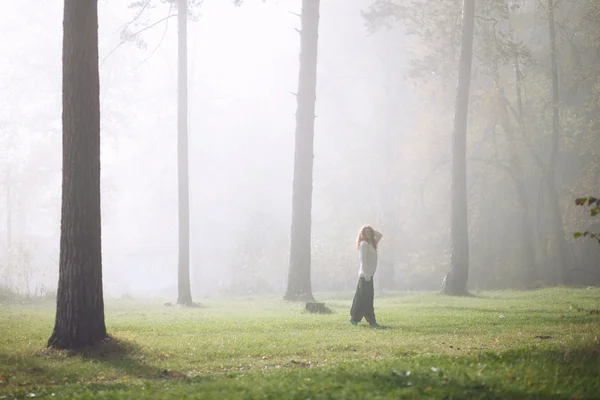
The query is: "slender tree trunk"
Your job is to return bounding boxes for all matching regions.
[546,0,571,285]
[284,0,320,302]
[48,0,107,349]
[511,56,537,284]
[548,0,560,175]
[442,0,475,296]
[507,3,547,283]
[514,181,537,284]
[177,0,193,306]
[5,168,12,289]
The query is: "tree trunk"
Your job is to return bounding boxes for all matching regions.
[546,0,571,285]
[48,0,107,349]
[442,0,475,296]
[5,168,12,289]
[284,0,320,302]
[514,179,537,284]
[488,7,538,284]
[507,11,550,285]
[177,0,193,306]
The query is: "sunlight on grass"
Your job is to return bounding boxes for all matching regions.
[0,288,599,399]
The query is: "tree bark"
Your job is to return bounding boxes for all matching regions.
[442,0,475,296]
[284,0,320,302]
[48,0,107,349]
[177,0,193,306]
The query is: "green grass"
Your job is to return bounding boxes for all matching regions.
[1,288,599,399]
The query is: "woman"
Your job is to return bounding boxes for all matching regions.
[350,225,383,327]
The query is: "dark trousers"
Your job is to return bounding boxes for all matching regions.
[350,277,376,323]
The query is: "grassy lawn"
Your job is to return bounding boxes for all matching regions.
[1,288,599,399]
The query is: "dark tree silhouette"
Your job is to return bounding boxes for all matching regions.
[284,0,320,301]
[48,0,107,349]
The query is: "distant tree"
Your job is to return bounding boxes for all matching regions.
[363,0,600,289]
[3,168,12,289]
[441,0,476,296]
[117,0,200,305]
[176,0,193,306]
[114,0,239,305]
[363,0,479,293]
[284,0,320,302]
[48,0,107,349]
[544,0,572,284]
[483,1,538,285]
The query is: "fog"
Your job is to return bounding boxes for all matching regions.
[1,0,598,300]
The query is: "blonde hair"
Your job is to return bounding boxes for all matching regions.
[356,225,377,250]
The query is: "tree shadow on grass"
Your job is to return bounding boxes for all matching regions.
[75,336,185,381]
[0,337,193,392]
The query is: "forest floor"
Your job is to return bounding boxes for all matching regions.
[1,288,599,399]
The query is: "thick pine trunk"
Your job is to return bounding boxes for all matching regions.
[48,0,107,349]
[284,0,320,302]
[177,0,193,306]
[442,0,475,296]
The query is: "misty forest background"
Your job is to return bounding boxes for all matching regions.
[1,0,599,301]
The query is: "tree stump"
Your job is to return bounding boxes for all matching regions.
[305,302,329,314]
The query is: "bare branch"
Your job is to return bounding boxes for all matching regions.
[101,14,177,66]
[115,0,152,35]
[136,3,174,67]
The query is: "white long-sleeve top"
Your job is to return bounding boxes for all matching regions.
[358,230,383,280]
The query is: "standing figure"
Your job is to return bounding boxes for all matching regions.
[350,225,383,327]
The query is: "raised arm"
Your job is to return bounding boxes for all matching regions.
[373,230,383,245]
